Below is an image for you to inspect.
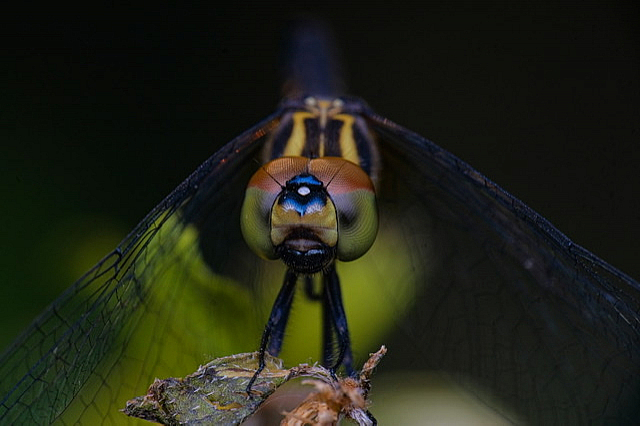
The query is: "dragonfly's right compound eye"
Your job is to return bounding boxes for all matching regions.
[241,157,378,273]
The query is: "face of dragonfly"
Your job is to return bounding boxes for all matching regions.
[2,25,639,426]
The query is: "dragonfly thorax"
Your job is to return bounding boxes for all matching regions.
[261,96,379,181]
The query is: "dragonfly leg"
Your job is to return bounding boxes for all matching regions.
[304,275,323,300]
[321,282,336,367]
[289,274,341,369]
[266,270,298,356]
[246,269,298,395]
[323,264,354,376]
[305,275,335,366]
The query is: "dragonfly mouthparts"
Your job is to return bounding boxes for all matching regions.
[276,236,335,273]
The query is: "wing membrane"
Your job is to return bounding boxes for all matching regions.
[0,114,281,424]
[364,109,640,424]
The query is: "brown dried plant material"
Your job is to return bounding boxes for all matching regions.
[280,379,364,426]
[123,347,386,425]
[281,346,386,426]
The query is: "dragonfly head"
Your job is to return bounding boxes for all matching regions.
[241,157,378,273]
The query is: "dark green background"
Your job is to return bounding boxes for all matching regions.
[1,2,638,351]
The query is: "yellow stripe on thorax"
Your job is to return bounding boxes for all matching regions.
[282,108,361,167]
[283,111,314,157]
[335,114,360,166]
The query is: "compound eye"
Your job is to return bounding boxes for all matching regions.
[309,159,378,261]
[240,168,279,260]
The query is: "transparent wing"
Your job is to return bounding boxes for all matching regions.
[0,113,282,425]
[363,109,640,424]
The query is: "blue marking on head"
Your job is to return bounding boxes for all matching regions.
[288,174,322,187]
[280,173,327,216]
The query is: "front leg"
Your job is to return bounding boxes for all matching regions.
[323,264,354,376]
[245,269,298,395]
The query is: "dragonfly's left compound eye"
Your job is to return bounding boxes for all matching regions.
[241,157,378,273]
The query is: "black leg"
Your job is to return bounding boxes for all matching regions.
[323,264,354,376]
[305,274,335,369]
[266,270,298,356]
[246,269,298,394]
[321,280,335,367]
[304,275,323,300]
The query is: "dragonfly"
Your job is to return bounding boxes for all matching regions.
[1,20,639,425]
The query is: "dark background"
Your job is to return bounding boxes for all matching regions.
[1,2,638,350]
